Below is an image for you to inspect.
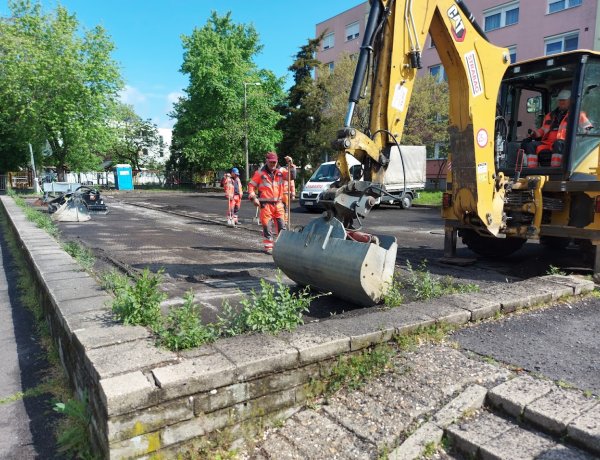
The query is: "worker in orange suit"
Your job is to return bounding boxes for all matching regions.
[248,152,296,254]
[523,89,593,160]
[224,168,243,226]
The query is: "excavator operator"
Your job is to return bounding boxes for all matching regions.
[522,89,592,165]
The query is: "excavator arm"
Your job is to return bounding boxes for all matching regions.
[327,0,511,235]
[274,0,511,305]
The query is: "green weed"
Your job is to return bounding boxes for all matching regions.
[422,440,438,457]
[547,265,567,276]
[99,269,129,293]
[383,275,404,307]
[323,345,393,395]
[54,393,97,460]
[158,291,219,351]
[62,240,95,271]
[405,260,478,300]
[219,273,320,335]
[9,190,59,238]
[111,268,165,329]
[395,323,455,351]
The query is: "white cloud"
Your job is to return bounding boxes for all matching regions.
[167,91,183,105]
[119,85,147,105]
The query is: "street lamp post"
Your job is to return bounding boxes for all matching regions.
[243,82,261,183]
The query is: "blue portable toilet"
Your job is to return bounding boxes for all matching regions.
[114,164,134,190]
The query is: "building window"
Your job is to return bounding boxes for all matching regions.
[545,31,579,55]
[323,32,334,50]
[548,0,582,14]
[326,62,334,73]
[507,45,517,63]
[345,21,359,41]
[429,64,447,83]
[483,2,519,32]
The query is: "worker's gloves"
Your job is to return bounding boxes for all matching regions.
[552,139,565,155]
[252,198,260,207]
[284,156,293,165]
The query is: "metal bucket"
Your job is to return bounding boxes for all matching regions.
[273,216,397,306]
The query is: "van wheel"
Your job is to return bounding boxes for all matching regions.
[459,229,526,257]
[400,195,412,209]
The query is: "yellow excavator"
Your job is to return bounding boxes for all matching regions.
[274,0,600,305]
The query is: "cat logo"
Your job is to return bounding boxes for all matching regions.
[447,5,466,42]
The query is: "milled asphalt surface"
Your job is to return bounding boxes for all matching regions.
[3,190,600,459]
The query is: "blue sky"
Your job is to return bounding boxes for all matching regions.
[1,1,359,140]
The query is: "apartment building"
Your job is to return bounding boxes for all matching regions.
[315,0,600,186]
[316,0,600,75]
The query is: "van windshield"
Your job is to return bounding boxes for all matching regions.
[309,163,340,182]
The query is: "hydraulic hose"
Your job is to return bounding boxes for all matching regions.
[345,0,384,126]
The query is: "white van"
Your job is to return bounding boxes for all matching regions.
[299,155,362,210]
[299,146,426,211]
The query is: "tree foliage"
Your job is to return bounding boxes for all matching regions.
[276,34,324,175]
[403,75,450,157]
[170,12,285,176]
[0,0,123,177]
[107,103,160,172]
[307,55,450,164]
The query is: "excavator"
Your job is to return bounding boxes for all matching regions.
[273,0,600,306]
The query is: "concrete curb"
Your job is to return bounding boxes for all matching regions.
[0,194,595,459]
[393,376,600,458]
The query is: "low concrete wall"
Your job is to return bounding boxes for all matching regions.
[0,195,594,459]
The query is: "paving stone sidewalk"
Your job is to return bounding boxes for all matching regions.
[245,346,600,460]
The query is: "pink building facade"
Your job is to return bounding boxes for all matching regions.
[316,1,600,75]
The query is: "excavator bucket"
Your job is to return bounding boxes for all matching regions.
[273,216,397,306]
[51,195,91,222]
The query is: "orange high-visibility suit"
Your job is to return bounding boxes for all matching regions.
[224,174,243,225]
[248,159,296,253]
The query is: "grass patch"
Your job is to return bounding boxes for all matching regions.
[322,344,393,395]
[404,260,479,301]
[53,393,97,460]
[395,323,455,351]
[413,190,442,206]
[8,188,59,238]
[62,240,95,271]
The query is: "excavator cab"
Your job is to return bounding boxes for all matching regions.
[496,51,600,179]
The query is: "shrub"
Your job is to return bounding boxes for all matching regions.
[219,273,319,335]
[111,268,165,329]
[158,291,218,351]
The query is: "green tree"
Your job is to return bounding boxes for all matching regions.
[107,103,160,172]
[277,34,324,177]
[403,75,450,158]
[0,0,123,179]
[306,53,371,165]
[171,12,284,177]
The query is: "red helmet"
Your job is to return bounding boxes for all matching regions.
[265,152,278,162]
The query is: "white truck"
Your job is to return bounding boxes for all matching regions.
[299,146,426,211]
